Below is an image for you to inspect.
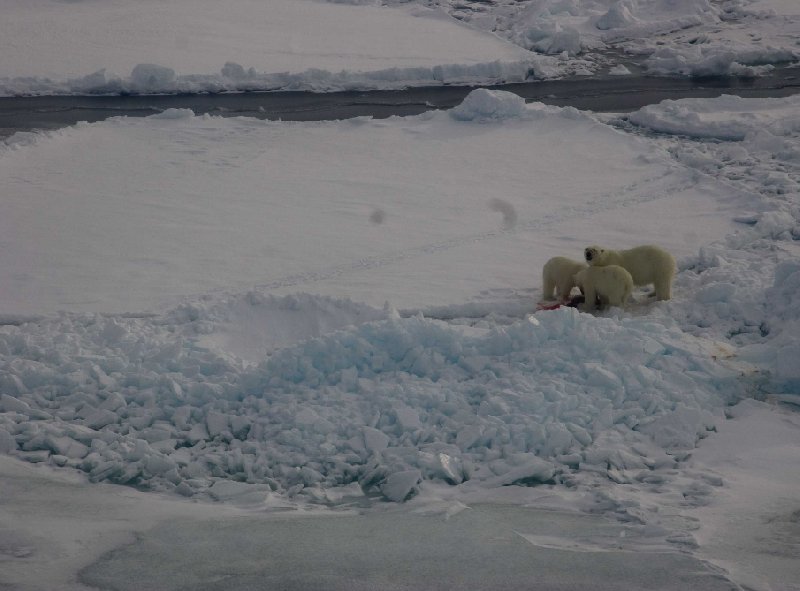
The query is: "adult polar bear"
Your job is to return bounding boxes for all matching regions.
[542,256,587,301]
[584,244,676,301]
[574,265,633,310]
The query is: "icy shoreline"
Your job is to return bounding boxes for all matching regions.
[0,59,544,98]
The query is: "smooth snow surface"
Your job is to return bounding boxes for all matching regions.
[688,400,800,591]
[1,0,798,95]
[2,89,800,589]
[0,0,535,95]
[80,504,738,591]
[1,455,742,591]
[0,101,746,315]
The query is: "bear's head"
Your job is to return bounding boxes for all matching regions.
[584,245,605,265]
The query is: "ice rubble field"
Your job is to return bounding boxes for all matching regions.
[1,0,798,95]
[1,91,799,508]
[436,0,800,76]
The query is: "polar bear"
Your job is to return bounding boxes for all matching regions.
[584,244,676,301]
[542,256,587,301]
[574,265,633,311]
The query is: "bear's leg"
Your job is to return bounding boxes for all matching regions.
[542,273,556,301]
[621,283,633,308]
[556,280,573,302]
[579,286,597,312]
[654,277,672,301]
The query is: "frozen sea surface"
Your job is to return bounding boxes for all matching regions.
[80,505,737,591]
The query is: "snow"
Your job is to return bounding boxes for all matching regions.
[0,0,536,95]
[0,455,741,591]
[12,301,738,499]
[627,94,800,140]
[2,2,800,588]
[449,87,528,120]
[687,400,800,591]
[444,0,799,78]
[2,87,800,589]
[4,99,731,316]
[1,0,799,96]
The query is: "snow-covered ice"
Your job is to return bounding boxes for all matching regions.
[2,2,800,588]
[2,87,800,589]
[1,0,798,96]
[0,98,751,316]
[435,0,800,78]
[1,454,743,591]
[0,0,536,95]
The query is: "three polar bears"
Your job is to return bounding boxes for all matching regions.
[541,244,675,310]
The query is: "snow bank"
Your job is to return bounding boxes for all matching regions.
[438,0,798,77]
[2,0,799,96]
[182,291,390,364]
[449,88,528,121]
[0,60,541,96]
[599,0,718,35]
[622,94,800,397]
[608,0,799,77]
[0,295,749,503]
[0,0,539,96]
[627,94,800,140]
[644,45,793,78]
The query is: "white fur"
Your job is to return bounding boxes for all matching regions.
[584,244,676,301]
[575,265,633,310]
[542,256,587,301]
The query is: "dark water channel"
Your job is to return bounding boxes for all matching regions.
[1,68,799,138]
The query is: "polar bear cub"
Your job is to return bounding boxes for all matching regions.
[574,265,633,310]
[542,256,587,301]
[584,244,676,301]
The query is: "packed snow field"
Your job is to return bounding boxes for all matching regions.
[1,0,798,95]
